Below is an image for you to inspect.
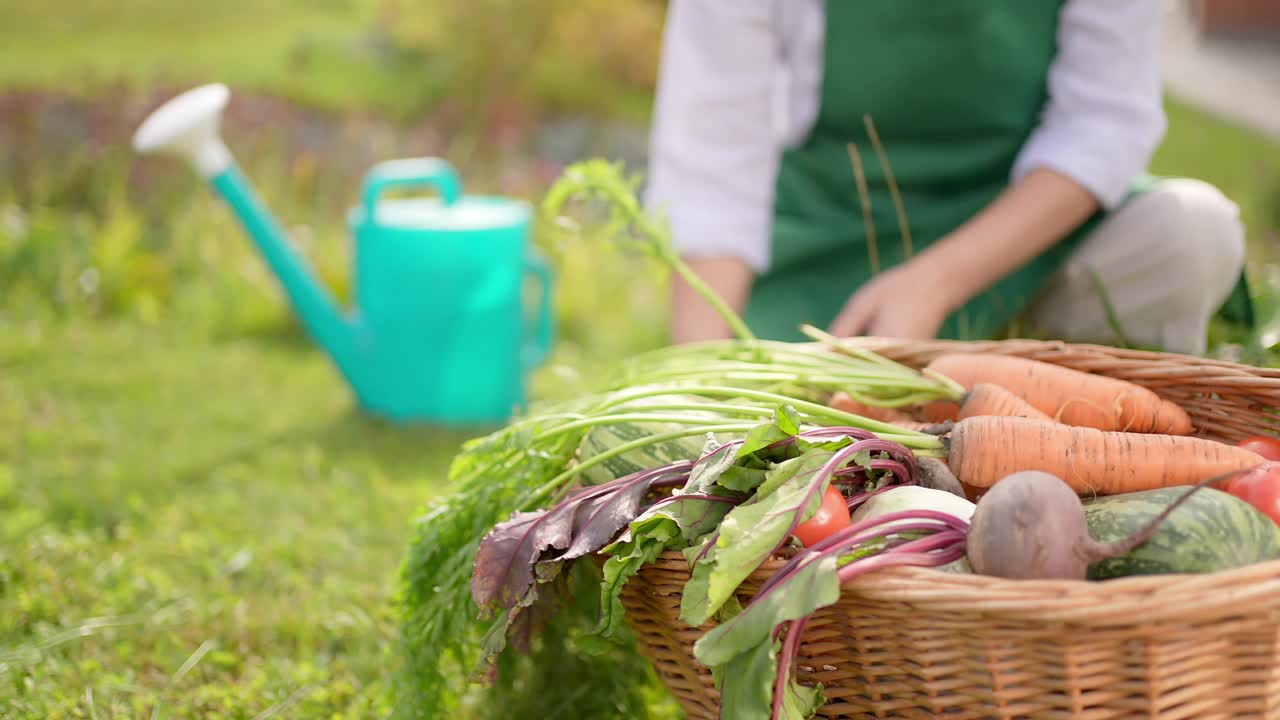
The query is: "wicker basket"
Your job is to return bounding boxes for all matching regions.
[620,338,1280,719]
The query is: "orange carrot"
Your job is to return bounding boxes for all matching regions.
[925,353,1193,435]
[915,399,960,424]
[828,393,952,435]
[956,383,1053,422]
[828,392,911,424]
[946,416,1264,495]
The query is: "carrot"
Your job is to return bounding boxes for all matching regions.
[925,353,1193,435]
[946,416,1265,495]
[827,393,952,435]
[956,383,1053,422]
[915,399,960,424]
[828,392,911,424]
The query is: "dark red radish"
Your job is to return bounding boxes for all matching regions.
[914,456,966,499]
[966,469,1241,580]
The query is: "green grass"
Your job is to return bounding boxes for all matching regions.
[1152,99,1280,267]
[0,318,481,718]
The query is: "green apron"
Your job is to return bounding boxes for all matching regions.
[745,1,1254,343]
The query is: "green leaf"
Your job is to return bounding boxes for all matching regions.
[716,465,768,493]
[596,543,665,640]
[679,539,717,624]
[715,594,745,624]
[780,673,825,720]
[713,633,826,720]
[680,450,835,626]
[596,492,735,639]
[713,638,778,720]
[776,405,802,435]
[693,554,840,667]
[686,439,742,495]
[737,419,795,460]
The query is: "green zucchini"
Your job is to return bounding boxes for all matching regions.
[1082,486,1280,580]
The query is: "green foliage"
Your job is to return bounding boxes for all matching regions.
[0,134,358,341]
[545,159,757,341]
[377,0,662,122]
[679,450,838,627]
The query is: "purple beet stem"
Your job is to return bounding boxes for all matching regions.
[756,509,970,598]
[768,530,967,720]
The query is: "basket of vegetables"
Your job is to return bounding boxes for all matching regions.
[398,161,1280,720]
[606,337,1280,720]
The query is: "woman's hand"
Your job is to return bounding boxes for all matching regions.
[828,262,956,339]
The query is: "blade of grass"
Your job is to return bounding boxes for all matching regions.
[847,142,879,276]
[86,688,100,720]
[171,639,215,684]
[251,684,313,720]
[864,115,912,260]
[151,639,216,720]
[1085,266,1133,349]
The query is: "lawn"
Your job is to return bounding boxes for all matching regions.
[2,3,1279,718]
[1,319,473,718]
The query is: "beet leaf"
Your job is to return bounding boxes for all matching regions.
[693,554,839,667]
[679,449,839,626]
[735,404,802,458]
[713,634,824,720]
[596,494,736,638]
[469,462,691,679]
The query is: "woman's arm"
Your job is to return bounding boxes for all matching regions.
[670,257,754,343]
[918,168,1106,314]
[831,0,1168,338]
[645,0,790,343]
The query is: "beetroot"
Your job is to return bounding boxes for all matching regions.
[966,470,1224,580]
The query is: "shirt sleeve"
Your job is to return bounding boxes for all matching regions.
[1010,0,1168,210]
[643,0,783,273]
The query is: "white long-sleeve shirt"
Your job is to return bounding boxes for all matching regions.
[643,0,1169,273]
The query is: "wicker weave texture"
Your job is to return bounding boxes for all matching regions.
[621,339,1280,719]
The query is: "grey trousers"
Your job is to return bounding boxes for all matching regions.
[1022,178,1247,355]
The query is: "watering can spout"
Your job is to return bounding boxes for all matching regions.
[131,84,363,384]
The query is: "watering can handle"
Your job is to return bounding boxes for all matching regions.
[523,249,555,371]
[362,157,461,219]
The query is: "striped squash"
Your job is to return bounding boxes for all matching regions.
[1083,486,1280,580]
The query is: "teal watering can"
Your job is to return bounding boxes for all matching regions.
[131,84,554,426]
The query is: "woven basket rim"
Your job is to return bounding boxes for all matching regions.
[847,334,1280,377]
[649,550,1280,624]
[653,550,1280,593]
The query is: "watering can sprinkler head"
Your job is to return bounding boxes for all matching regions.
[130,82,361,389]
[132,83,233,178]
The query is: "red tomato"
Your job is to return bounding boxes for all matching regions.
[793,486,852,547]
[1225,461,1280,526]
[1237,436,1280,462]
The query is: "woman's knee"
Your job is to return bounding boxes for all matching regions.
[1137,178,1246,294]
